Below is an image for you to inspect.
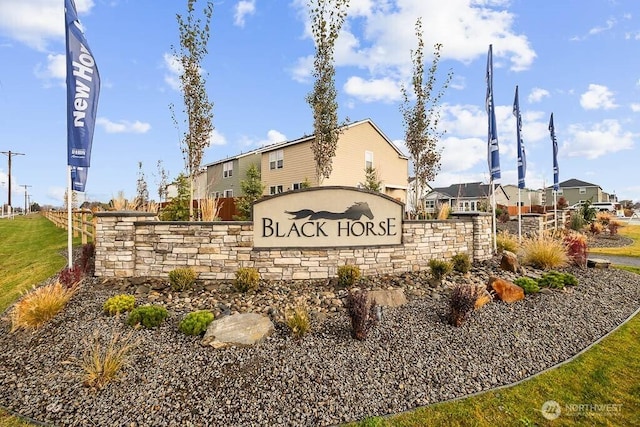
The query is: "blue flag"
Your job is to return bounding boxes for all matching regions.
[65,0,100,169]
[486,44,500,180]
[513,85,526,189]
[549,113,559,191]
[71,166,88,192]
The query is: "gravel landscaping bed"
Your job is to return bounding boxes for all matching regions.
[1,260,640,426]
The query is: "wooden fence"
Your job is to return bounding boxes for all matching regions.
[42,209,95,244]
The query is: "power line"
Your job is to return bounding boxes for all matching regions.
[1,150,25,216]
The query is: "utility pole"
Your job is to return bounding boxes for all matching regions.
[21,184,32,215]
[1,150,26,217]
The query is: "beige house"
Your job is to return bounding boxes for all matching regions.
[500,184,542,207]
[205,119,409,203]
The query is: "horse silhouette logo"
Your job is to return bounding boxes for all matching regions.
[285,202,374,221]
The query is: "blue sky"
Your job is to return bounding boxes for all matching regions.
[1,0,640,208]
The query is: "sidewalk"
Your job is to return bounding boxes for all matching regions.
[588,254,640,267]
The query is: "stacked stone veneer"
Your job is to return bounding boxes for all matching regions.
[521,212,566,236]
[94,212,492,280]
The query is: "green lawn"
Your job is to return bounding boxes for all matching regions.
[590,224,640,257]
[1,215,639,426]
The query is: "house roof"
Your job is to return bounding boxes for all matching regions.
[431,182,494,199]
[203,119,408,168]
[547,178,601,189]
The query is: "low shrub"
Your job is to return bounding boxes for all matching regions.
[79,328,139,389]
[538,271,577,289]
[126,305,168,328]
[59,265,84,288]
[451,253,471,274]
[496,230,518,253]
[569,213,585,232]
[520,234,568,270]
[589,221,603,235]
[346,290,377,341]
[448,284,480,327]
[428,259,453,283]
[337,265,361,288]
[596,212,611,226]
[513,277,540,294]
[10,281,77,332]
[234,267,260,293]
[103,294,136,316]
[80,243,95,274]
[285,305,311,339]
[168,267,197,292]
[564,232,588,268]
[608,220,621,236]
[179,310,214,336]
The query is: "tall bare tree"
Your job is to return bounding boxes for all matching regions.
[170,0,214,220]
[155,159,170,203]
[401,18,452,218]
[306,0,349,183]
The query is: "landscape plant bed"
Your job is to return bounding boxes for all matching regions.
[1,265,640,426]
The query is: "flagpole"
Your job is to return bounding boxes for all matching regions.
[554,191,558,231]
[518,188,522,242]
[67,165,73,268]
[491,178,497,253]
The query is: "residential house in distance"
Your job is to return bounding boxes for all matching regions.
[204,119,409,203]
[543,178,616,207]
[425,182,509,213]
[500,184,542,211]
[405,177,433,215]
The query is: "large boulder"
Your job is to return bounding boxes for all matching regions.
[500,251,522,273]
[488,276,524,303]
[202,313,274,349]
[367,289,407,308]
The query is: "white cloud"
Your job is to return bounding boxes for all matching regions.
[163,53,182,91]
[97,118,151,134]
[563,119,634,159]
[0,0,94,51]
[580,84,617,110]
[209,129,227,146]
[234,0,256,27]
[33,53,66,85]
[631,103,640,112]
[238,129,288,149]
[343,76,402,103]
[527,87,550,103]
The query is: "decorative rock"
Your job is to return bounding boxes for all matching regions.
[201,313,274,349]
[587,258,611,269]
[500,251,521,273]
[367,289,408,308]
[487,276,524,303]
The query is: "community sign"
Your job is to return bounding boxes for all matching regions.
[252,187,404,249]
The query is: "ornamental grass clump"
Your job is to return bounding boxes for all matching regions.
[346,290,377,341]
[103,294,136,316]
[428,259,452,283]
[337,264,361,288]
[448,283,480,327]
[79,328,139,389]
[513,277,540,294]
[168,267,197,292]
[496,230,518,253]
[126,305,168,328]
[451,253,471,274]
[234,267,260,293]
[179,310,214,336]
[10,281,77,332]
[285,304,311,339]
[520,233,568,270]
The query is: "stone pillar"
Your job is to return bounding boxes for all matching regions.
[450,212,492,261]
[94,211,156,278]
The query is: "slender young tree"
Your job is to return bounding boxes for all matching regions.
[235,163,265,220]
[401,18,453,218]
[306,0,349,183]
[155,160,170,203]
[135,161,150,209]
[170,0,214,220]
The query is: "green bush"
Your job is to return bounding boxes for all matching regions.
[451,253,471,274]
[561,272,578,286]
[234,267,260,293]
[513,277,540,294]
[179,310,214,336]
[168,267,197,292]
[428,259,453,282]
[337,265,361,288]
[103,294,136,315]
[126,305,168,328]
[538,271,567,289]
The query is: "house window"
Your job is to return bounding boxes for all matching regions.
[224,189,233,198]
[579,187,586,194]
[213,191,220,198]
[269,150,284,170]
[223,161,233,178]
[556,189,563,195]
[365,151,374,169]
[270,185,283,195]
[292,182,303,190]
